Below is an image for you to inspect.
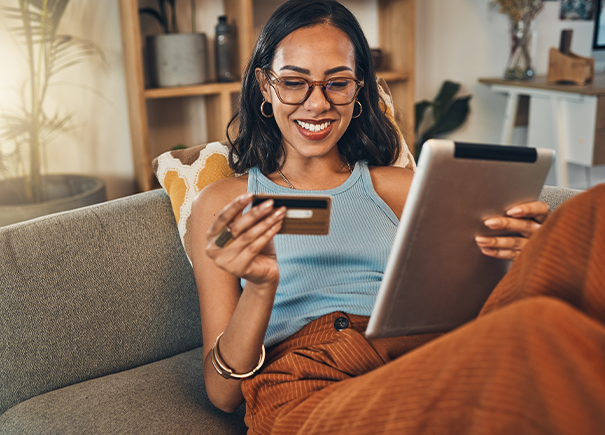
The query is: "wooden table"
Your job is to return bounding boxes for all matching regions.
[479,75,605,187]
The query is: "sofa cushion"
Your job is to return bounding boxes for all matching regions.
[0,190,202,415]
[0,347,247,434]
[152,141,236,263]
[376,77,416,170]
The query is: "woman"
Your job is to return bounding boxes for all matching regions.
[190,1,604,434]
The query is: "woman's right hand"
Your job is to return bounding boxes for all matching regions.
[191,186,285,412]
[205,192,286,286]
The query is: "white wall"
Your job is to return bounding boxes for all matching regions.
[0,0,134,200]
[415,0,605,188]
[416,0,597,144]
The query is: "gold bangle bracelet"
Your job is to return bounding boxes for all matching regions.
[211,332,266,380]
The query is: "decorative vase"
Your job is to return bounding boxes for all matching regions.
[147,33,208,87]
[0,174,106,227]
[504,19,535,80]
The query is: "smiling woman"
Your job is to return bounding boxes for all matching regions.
[254,24,360,179]
[181,1,598,434]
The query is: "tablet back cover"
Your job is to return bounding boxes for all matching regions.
[365,140,554,339]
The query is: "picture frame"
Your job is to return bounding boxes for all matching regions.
[561,0,596,21]
[593,0,605,49]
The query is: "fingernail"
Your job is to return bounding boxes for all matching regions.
[506,207,522,216]
[260,199,274,209]
[475,236,490,244]
[484,218,500,228]
[273,208,286,218]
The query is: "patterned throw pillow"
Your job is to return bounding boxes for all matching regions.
[376,77,416,171]
[153,141,235,263]
[153,79,416,263]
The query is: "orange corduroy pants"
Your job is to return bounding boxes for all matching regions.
[241,184,605,435]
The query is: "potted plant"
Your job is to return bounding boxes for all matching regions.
[141,0,209,87]
[415,80,472,160]
[0,0,107,226]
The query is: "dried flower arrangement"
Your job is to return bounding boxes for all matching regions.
[492,0,544,22]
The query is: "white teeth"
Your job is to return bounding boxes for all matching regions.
[296,120,331,132]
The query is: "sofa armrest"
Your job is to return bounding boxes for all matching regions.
[0,189,202,415]
[539,185,583,212]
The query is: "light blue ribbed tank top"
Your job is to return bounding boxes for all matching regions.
[245,161,399,347]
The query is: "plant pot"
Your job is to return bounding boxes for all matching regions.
[147,33,208,87]
[0,174,107,227]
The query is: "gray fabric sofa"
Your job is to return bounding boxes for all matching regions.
[0,186,581,434]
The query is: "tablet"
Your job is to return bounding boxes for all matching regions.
[365,140,555,339]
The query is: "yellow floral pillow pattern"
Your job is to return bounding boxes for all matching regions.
[153,141,235,263]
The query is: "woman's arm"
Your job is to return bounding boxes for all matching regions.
[190,178,286,412]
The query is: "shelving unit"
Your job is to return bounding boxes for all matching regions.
[118,0,415,192]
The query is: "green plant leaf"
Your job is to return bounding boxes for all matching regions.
[415,97,472,162]
[432,81,460,123]
[19,0,70,38]
[431,96,472,136]
[40,110,75,144]
[51,35,106,76]
[414,100,431,134]
[0,112,30,138]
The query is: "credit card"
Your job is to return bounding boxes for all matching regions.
[252,195,331,235]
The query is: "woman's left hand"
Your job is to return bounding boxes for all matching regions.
[475,200,550,261]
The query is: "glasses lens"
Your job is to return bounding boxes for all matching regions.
[276,79,309,104]
[325,79,357,104]
[271,75,359,105]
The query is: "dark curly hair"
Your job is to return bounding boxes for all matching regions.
[227,0,401,175]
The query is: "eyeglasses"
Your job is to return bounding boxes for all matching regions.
[264,70,364,105]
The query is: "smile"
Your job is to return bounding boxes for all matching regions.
[295,120,332,132]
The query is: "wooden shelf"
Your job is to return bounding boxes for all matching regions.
[377,70,410,83]
[144,81,242,99]
[119,0,415,192]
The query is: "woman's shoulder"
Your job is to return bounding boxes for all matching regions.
[192,175,249,217]
[368,165,414,217]
[368,165,414,189]
[368,164,414,178]
[204,174,249,194]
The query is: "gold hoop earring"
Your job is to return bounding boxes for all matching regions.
[352,99,362,119]
[260,99,274,118]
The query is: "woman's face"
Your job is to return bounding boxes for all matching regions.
[257,24,357,163]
